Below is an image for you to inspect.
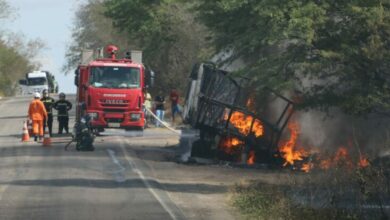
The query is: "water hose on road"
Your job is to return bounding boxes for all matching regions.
[65,107,181,151]
[144,107,181,135]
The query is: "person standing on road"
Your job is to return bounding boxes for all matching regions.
[143,90,152,126]
[54,93,72,134]
[41,89,55,137]
[154,91,165,127]
[28,92,48,141]
[169,88,182,125]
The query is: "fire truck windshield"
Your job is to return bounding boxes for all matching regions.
[89,66,140,89]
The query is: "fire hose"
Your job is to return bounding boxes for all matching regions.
[144,107,181,135]
[65,107,180,151]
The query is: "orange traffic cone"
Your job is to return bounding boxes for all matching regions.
[42,130,51,147]
[21,121,30,142]
[27,120,33,136]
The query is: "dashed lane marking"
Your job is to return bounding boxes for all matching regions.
[120,139,184,220]
[106,149,126,183]
[0,185,9,201]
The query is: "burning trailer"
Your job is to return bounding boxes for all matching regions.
[182,63,295,165]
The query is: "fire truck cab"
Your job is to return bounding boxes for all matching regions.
[74,45,154,132]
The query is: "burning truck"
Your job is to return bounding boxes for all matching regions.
[182,62,295,165]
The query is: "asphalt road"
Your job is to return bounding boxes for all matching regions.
[0,95,186,220]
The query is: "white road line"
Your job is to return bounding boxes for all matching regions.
[0,185,9,201]
[119,140,179,220]
[107,149,127,183]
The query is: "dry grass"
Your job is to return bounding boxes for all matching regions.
[230,163,389,220]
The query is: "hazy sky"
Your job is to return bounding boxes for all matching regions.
[3,0,85,93]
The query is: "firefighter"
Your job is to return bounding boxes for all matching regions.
[54,93,72,134]
[28,92,48,141]
[41,89,55,136]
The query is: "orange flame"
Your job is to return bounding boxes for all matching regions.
[219,137,243,155]
[247,150,255,165]
[358,156,369,168]
[301,162,313,173]
[276,120,372,172]
[278,122,309,167]
[318,147,354,170]
[224,111,263,137]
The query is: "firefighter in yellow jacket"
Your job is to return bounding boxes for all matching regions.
[28,92,48,141]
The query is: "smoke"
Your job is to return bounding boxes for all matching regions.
[212,52,390,160]
[282,72,390,159]
[291,109,390,158]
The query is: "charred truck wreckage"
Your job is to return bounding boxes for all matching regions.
[183,62,295,165]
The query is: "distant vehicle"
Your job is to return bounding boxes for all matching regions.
[18,70,58,95]
[42,71,59,93]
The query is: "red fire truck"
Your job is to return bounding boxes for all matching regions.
[74,45,154,132]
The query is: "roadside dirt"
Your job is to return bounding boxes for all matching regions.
[124,128,296,220]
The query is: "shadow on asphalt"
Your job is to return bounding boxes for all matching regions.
[0,115,29,120]
[0,134,21,138]
[0,115,76,120]
[0,134,72,139]
[3,178,228,194]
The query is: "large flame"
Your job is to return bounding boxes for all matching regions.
[277,121,370,172]
[224,111,263,137]
[278,122,309,167]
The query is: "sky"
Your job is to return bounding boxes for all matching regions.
[3,0,85,94]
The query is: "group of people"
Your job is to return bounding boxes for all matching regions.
[144,88,183,127]
[28,90,72,141]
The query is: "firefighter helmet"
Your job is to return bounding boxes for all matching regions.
[34,92,41,99]
[59,92,66,98]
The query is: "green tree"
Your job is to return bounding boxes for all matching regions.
[194,0,390,116]
[0,0,43,96]
[0,38,40,96]
[63,0,134,73]
[103,0,209,92]
[66,0,209,93]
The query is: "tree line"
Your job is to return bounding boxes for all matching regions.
[0,0,43,96]
[65,0,390,117]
